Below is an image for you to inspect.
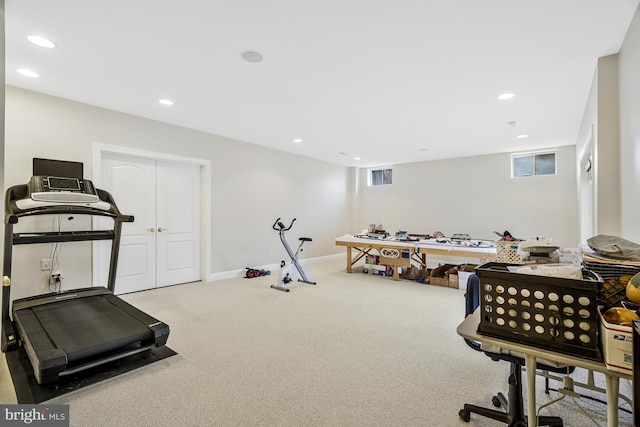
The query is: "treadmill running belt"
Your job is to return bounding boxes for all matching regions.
[29,296,151,362]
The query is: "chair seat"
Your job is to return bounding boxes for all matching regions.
[482,343,572,371]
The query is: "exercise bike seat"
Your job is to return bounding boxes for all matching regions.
[299,237,312,242]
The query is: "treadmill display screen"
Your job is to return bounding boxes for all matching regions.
[33,158,83,179]
[47,177,81,191]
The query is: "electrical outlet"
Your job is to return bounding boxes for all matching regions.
[41,259,51,271]
[50,273,62,289]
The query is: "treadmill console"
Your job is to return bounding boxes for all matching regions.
[12,175,110,211]
[28,175,99,203]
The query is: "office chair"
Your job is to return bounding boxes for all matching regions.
[459,273,571,426]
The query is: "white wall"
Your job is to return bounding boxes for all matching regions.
[576,5,640,245]
[356,146,579,247]
[619,6,640,243]
[595,55,621,236]
[5,86,351,299]
[1,82,595,302]
[575,55,622,240]
[575,66,598,243]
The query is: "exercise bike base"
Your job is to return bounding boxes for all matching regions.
[270,285,290,292]
[299,279,317,285]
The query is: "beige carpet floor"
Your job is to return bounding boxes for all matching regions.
[0,258,634,426]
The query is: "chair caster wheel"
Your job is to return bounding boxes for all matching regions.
[492,395,501,408]
[459,409,470,422]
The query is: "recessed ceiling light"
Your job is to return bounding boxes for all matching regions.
[158,99,174,106]
[293,138,303,143]
[241,50,263,63]
[17,68,40,78]
[27,35,56,48]
[516,134,529,139]
[498,93,515,100]
[353,157,361,161]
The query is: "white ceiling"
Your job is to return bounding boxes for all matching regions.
[5,1,639,167]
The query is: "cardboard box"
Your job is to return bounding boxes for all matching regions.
[429,277,449,287]
[364,269,386,276]
[365,255,380,264]
[448,274,458,289]
[598,307,633,374]
[363,265,391,276]
[443,271,475,289]
[363,266,383,275]
[380,256,410,267]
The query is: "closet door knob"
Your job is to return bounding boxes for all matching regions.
[158,227,167,232]
[147,228,155,232]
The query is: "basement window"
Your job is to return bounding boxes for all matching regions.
[512,151,556,177]
[368,167,393,186]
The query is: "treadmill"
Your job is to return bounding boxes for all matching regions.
[1,176,170,384]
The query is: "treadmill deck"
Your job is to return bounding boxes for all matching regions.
[12,287,170,383]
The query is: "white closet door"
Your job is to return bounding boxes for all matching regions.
[100,155,157,294]
[156,162,201,287]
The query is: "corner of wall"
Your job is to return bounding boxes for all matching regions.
[595,54,621,236]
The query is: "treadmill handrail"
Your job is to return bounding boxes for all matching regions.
[5,184,134,224]
[12,230,117,245]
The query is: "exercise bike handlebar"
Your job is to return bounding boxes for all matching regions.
[273,217,296,232]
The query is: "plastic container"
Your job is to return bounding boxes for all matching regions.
[476,262,602,361]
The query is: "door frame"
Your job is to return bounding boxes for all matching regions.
[578,125,596,244]
[91,142,211,291]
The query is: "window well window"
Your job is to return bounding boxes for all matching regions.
[368,167,393,186]
[512,152,556,177]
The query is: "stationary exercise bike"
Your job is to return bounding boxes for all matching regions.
[270,218,316,292]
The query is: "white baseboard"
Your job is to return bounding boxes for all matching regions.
[206,253,343,282]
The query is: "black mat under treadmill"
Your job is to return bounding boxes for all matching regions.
[12,287,170,384]
[6,341,177,404]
